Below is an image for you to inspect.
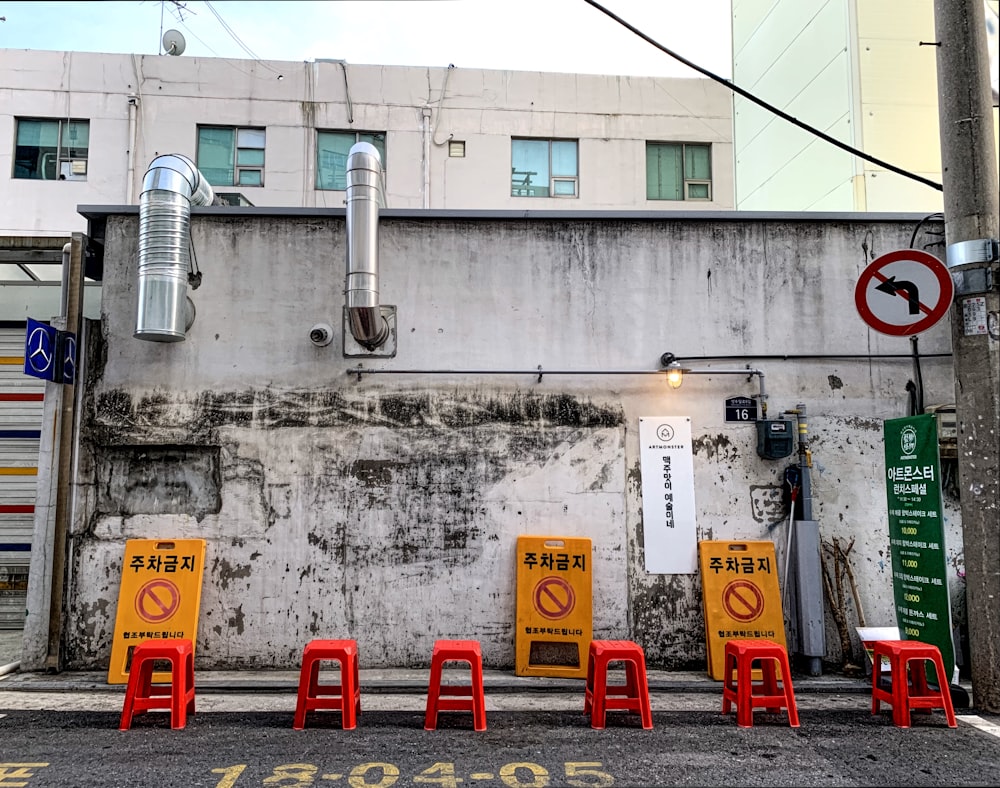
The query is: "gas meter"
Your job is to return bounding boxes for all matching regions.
[756,418,795,460]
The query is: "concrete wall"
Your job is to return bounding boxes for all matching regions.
[0,48,735,240]
[44,209,962,671]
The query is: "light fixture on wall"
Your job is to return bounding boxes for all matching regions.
[660,352,769,416]
[661,353,688,389]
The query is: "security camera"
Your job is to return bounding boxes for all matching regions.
[309,323,333,347]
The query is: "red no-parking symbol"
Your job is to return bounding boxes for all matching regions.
[722,579,765,623]
[135,579,181,623]
[533,576,576,620]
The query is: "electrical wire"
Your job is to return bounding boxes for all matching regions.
[201,1,284,76]
[582,0,944,192]
[909,212,945,248]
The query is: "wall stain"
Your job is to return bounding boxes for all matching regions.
[227,604,246,635]
[213,557,252,591]
[828,374,844,390]
[692,433,737,462]
[90,388,624,439]
[351,459,398,486]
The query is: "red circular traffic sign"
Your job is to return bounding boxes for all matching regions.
[855,249,953,336]
[135,579,181,623]
[722,579,764,623]
[533,576,576,620]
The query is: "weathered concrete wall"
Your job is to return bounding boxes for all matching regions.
[60,211,961,671]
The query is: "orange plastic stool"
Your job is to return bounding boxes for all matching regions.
[584,640,653,729]
[293,639,361,730]
[119,638,196,730]
[871,639,957,728]
[721,639,800,728]
[424,639,487,731]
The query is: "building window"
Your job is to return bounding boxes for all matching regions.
[197,126,266,187]
[646,142,712,201]
[13,118,90,181]
[316,131,386,190]
[511,138,578,198]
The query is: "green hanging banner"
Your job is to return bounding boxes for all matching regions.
[883,414,955,684]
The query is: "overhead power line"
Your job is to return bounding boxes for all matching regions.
[582,0,944,192]
[202,1,283,75]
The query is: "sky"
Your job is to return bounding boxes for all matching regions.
[0,0,734,79]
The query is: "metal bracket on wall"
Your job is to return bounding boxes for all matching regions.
[947,238,999,295]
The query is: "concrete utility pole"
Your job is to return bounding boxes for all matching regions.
[933,0,1000,714]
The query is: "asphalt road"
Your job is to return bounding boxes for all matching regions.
[2,706,998,788]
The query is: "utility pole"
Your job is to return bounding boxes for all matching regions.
[933,0,1000,714]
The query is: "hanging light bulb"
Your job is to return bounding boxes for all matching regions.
[666,364,684,389]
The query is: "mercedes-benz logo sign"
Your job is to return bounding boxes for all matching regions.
[27,326,54,373]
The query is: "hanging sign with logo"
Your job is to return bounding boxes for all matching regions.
[883,415,955,684]
[22,317,76,385]
[639,417,697,574]
[23,318,56,381]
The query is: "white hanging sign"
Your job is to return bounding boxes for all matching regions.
[639,417,698,574]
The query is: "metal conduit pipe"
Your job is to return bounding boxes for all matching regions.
[345,142,390,350]
[134,154,213,342]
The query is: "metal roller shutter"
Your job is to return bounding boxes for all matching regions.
[0,326,44,629]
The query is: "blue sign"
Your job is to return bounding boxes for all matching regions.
[58,331,77,385]
[23,318,56,381]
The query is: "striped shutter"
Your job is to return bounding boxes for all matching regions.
[0,326,44,628]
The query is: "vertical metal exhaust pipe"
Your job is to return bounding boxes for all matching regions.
[345,142,390,350]
[134,154,213,342]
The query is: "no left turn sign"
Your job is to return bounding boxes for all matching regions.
[855,249,954,336]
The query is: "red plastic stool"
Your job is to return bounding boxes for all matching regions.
[424,639,487,731]
[119,638,196,730]
[584,640,653,729]
[293,639,361,730]
[721,639,800,728]
[871,639,957,728]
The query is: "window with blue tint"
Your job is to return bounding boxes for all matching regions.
[316,131,386,190]
[646,142,712,201]
[197,126,265,187]
[511,138,578,198]
[13,118,90,180]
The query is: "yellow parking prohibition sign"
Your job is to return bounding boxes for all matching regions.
[107,539,207,684]
[515,535,592,679]
[698,540,787,680]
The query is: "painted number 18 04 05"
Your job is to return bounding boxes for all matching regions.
[212,761,616,787]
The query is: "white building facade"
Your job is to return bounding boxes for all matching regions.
[1,48,736,239]
[732,0,1000,212]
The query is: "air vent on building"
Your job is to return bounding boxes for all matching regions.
[448,140,466,158]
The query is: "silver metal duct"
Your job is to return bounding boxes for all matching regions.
[345,142,390,350]
[134,154,213,342]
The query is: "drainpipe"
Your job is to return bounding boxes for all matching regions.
[126,95,138,204]
[345,142,389,350]
[421,107,432,209]
[790,403,826,676]
[134,154,213,342]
